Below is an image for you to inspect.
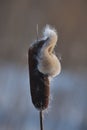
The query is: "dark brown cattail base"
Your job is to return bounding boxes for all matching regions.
[29,46,50,110]
[40,110,43,130]
[29,35,50,130]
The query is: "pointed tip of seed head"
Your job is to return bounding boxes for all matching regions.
[43,25,58,42]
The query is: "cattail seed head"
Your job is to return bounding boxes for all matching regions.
[28,25,61,110]
[28,39,50,110]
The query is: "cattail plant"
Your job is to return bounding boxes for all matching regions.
[28,25,61,130]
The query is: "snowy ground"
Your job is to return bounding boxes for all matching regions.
[0,63,87,130]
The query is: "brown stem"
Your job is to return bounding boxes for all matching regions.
[40,110,43,130]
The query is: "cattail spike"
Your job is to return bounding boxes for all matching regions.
[28,24,61,130]
[36,24,39,41]
[29,38,50,110]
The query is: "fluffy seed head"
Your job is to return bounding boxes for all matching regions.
[37,25,61,77]
[43,25,58,44]
[28,25,61,111]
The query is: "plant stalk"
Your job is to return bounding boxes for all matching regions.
[40,110,43,130]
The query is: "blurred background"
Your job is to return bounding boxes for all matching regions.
[0,0,87,130]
